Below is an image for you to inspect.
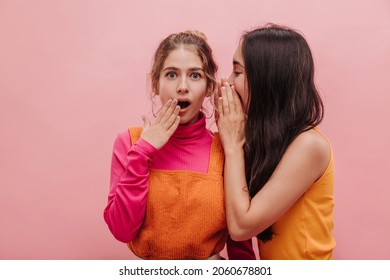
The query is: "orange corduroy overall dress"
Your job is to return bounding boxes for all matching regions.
[127,127,227,259]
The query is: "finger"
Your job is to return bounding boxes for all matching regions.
[221,85,230,115]
[163,105,180,129]
[224,82,235,112]
[213,85,220,108]
[217,96,223,118]
[166,116,180,136]
[155,99,173,123]
[160,99,178,124]
[219,78,227,104]
[231,86,244,115]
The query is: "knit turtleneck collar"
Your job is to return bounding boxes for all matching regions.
[170,113,208,142]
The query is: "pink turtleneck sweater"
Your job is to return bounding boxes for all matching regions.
[103,114,255,259]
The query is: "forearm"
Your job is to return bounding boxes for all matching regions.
[223,148,252,240]
[103,171,148,243]
[104,137,156,243]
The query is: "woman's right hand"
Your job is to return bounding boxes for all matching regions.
[140,99,180,149]
[217,82,246,154]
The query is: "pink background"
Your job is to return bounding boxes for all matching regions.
[1,0,389,260]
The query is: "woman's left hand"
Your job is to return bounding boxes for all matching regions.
[216,81,246,154]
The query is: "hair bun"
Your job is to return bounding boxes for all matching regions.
[184,30,207,41]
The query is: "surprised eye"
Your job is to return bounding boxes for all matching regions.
[166,72,177,79]
[190,72,202,80]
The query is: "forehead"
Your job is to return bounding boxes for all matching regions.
[163,46,203,68]
[233,44,244,66]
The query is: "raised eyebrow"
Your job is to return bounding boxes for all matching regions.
[189,67,205,72]
[161,67,204,72]
[161,67,179,72]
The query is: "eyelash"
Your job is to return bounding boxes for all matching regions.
[166,72,177,78]
[165,72,202,79]
[190,72,202,79]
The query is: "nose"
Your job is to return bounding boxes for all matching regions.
[227,73,234,86]
[177,77,189,94]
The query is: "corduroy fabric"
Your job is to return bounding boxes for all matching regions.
[127,127,227,259]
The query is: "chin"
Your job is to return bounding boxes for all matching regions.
[179,119,191,125]
[179,115,199,125]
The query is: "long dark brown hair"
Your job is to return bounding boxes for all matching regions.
[241,24,324,242]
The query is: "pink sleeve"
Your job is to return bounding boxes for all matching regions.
[226,236,256,260]
[103,131,157,243]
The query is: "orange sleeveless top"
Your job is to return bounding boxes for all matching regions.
[127,127,227,259]
[258,128,335,259]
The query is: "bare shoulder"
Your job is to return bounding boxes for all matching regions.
[296,128,329,151]
[287,128,331,179]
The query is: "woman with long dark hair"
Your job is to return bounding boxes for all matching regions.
[217,24,335,259]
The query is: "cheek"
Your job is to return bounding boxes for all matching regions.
[242,87,249,111]
[158,81,172,95]
[157,85,171,105]
[194,92,207,107]
[234,77,249,110]
[233,77,244,95]
[242,96,249,112]
[191,81,207,95]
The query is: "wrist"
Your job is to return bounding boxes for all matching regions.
[134,138,159,157]
[223,145,245,158]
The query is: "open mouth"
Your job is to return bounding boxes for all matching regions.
[177,101,190,109]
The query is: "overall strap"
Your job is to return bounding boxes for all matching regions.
[208,132,224,175]
[128,127,142,145]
